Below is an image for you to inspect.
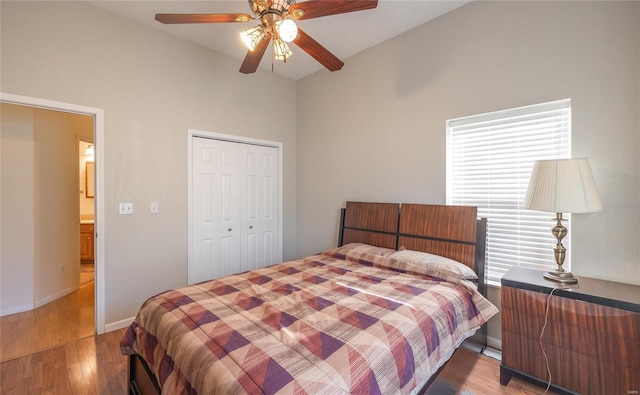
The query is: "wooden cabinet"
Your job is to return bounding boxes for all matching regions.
[80,223,94,263]
[500,267,640,395]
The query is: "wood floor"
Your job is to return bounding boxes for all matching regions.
[1,281,556,395]
[0,280,94,363]
[437,346,558,395]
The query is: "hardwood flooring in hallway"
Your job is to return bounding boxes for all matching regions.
[1,280,94,363]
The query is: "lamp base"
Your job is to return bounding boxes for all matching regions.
[543,270,578,284]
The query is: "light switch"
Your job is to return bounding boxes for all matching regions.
[150,202,159,214]
[119,203,133,215]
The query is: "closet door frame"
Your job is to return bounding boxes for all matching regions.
[187,129,283,285]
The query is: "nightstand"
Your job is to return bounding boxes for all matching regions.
[500,267,640,395]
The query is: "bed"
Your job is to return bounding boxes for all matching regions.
[121,202,498,395]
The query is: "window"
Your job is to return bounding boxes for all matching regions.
[446,99,571,285]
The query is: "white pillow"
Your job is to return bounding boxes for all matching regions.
[388,249,478,281]
[326,243,397,257]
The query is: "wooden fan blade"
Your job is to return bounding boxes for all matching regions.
[239,35,271,74]
[289,0,377,20]
[293,28,344,71]
[155,13,252,24]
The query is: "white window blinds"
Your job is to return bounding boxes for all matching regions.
[446,99,571,284]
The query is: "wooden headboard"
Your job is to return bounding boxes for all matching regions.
[339,202,399,249]
[338,202,487,293]
[398,204,479,269]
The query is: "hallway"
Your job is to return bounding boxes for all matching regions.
[0,280,94,363]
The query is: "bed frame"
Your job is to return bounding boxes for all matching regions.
[127,202,487,395]
[339,202,487,394]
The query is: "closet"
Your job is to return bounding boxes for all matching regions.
[191,136,281,284]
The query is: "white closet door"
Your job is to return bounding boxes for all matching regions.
[241,144,279,272]
[191,136,280,284]
[192,137,241,283]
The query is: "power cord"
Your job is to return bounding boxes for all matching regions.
[537,283,579,395]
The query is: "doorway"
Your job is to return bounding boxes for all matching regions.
[0,93,105,346]
[79,139,96,287]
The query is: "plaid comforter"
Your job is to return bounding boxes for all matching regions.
[121,246,498,395]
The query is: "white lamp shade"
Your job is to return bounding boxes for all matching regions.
[524,158,603,213]
[277,19,298,42]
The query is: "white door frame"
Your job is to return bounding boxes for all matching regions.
[1,92,106,334]
[187,129,283,284]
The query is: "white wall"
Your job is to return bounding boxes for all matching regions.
[1,1,297,327]
[297,1,640,287]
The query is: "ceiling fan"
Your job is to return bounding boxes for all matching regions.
[155,0,378,74]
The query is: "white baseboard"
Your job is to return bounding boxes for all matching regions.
[0,302,35,317]
[2,284,82,316]
[487,335,502,351]
[34,285,79,309]
[105,316,135,333]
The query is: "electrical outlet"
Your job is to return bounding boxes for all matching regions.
[119,203,133,215]
[60,265,65,275]
[150,202,159,214]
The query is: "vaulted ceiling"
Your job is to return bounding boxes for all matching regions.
[90,1,470,80]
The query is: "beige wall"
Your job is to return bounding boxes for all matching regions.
[0,104,90,313]
[297,1,640,284]
[1,1,297,326]
[33,109,85,305]
[297,1,639,346]
[1,104,35,314]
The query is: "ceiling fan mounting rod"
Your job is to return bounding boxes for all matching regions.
[260,11,284,35]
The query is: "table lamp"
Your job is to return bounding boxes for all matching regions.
[523,158,603,284]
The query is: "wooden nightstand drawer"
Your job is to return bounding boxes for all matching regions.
[500,267,640,395]
[503,287,640,369]
[502,329,639,394]
[502,286,640,341]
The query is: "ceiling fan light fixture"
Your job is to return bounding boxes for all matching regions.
[277,18,298,42]
[271,0,296,13]
[273,37,292,61]
[240,25,266,51]
[157,0,378,74]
